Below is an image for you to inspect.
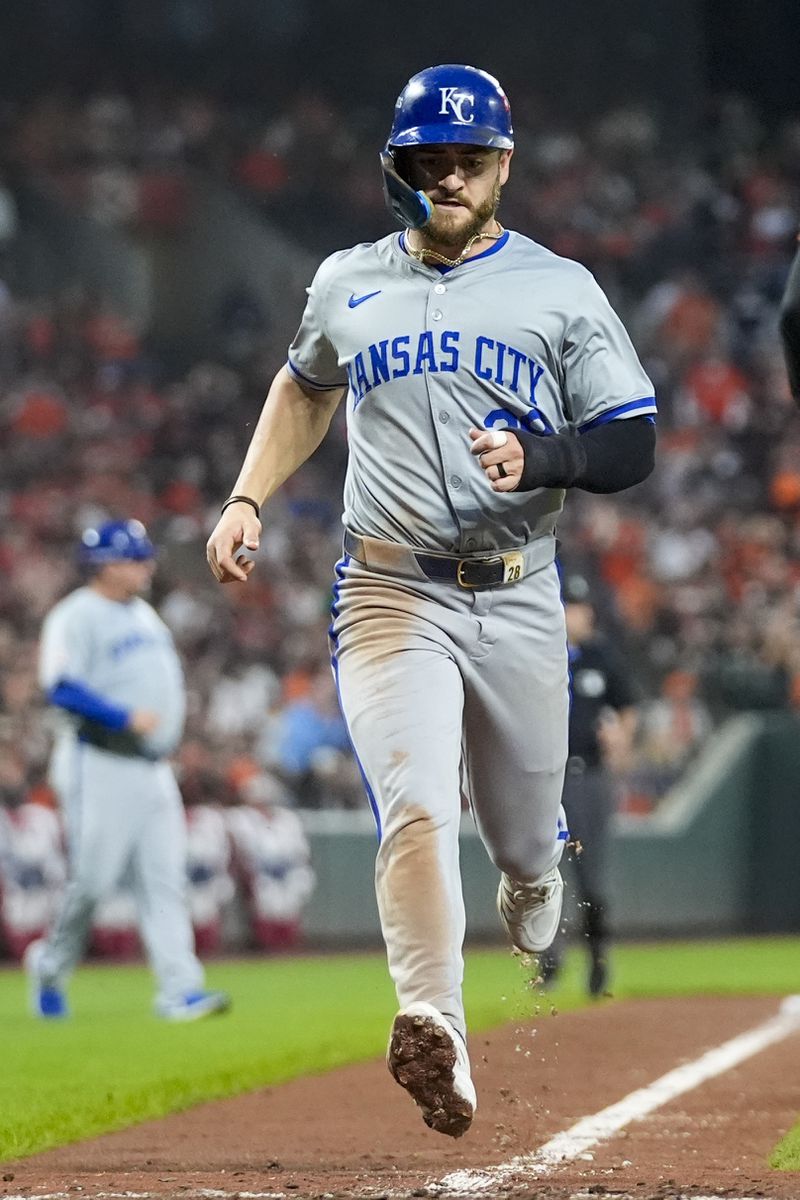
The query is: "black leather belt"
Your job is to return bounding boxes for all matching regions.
[415,552,514,587]
[78,721,162,761]
[343,529,525,589]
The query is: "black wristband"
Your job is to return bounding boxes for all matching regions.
[221,494,260,519]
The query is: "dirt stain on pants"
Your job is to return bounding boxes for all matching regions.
[376,801,466,1037]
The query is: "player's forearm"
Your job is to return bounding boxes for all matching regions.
[516,416,655,494]
[230,367,345,505]
[780,244,800,403]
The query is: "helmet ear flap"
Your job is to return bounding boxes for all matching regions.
[380,149,433,230]
[390,145,410,183]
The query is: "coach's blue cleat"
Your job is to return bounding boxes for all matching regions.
[36,985,69,1018]
[156,990,232,1022]
[24,939,69,1019]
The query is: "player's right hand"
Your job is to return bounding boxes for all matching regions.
[128,710,161,736]
[206,503,262,583]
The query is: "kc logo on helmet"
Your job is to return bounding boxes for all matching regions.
[439,87,475,124]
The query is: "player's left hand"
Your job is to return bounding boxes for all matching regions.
[468,427,523,492]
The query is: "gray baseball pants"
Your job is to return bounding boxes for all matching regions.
[330,554,569,1040]
[39,741,204,1008]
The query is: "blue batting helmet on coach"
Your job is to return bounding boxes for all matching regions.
[79,519,155,566]
[387,64,514,151]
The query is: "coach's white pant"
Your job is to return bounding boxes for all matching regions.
[331,556,569,1041]
[39,741,204,1007]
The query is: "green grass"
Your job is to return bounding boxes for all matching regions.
[772,1124,800,1171]
[599,936,800,999]
[3,937,800,1163]
[1,949,532,1160]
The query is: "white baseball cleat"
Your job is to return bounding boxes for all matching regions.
[497,866,564,954]
[387,1001,476,1137]
[156,990,231,1022]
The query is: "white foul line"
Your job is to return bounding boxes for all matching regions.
[1,1191,778,1200]
[439,998,800,1194]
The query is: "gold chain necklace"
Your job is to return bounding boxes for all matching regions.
[406,223,505,268]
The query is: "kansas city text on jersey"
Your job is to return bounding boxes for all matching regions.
[344,330,547,413]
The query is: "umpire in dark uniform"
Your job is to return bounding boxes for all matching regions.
[542,573,637,997]
[780,238,800,404]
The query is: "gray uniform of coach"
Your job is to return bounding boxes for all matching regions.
[289,229,655,1040]
[37,588,205,1007]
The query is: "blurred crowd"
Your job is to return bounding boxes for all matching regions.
[0,81,799,950]
[0,276,363,792]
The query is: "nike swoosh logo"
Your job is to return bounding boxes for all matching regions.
[348,290,382,308]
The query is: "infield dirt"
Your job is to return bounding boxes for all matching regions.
[5,995,799,1200]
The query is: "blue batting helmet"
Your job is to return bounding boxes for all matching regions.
[381,64,514,229]
[387,64,514,151]
[79,519,155,566]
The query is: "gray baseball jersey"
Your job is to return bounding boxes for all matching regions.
[36,587,204,1009]
[288,229,655,552]
[287,228,655,1042]
[39,587,186,759]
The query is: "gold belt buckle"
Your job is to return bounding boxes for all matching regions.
[456,550,524,588]
[456,558,483,588]
[501,550,524,584]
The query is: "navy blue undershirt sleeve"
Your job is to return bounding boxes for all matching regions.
[516,415,656,494]
[48,679,130,730]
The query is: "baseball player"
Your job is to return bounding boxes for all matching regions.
[27,519,230,1022]
[207,64,656,1134]
[780,238,800,402]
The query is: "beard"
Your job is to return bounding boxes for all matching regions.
[423,175,502,248]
